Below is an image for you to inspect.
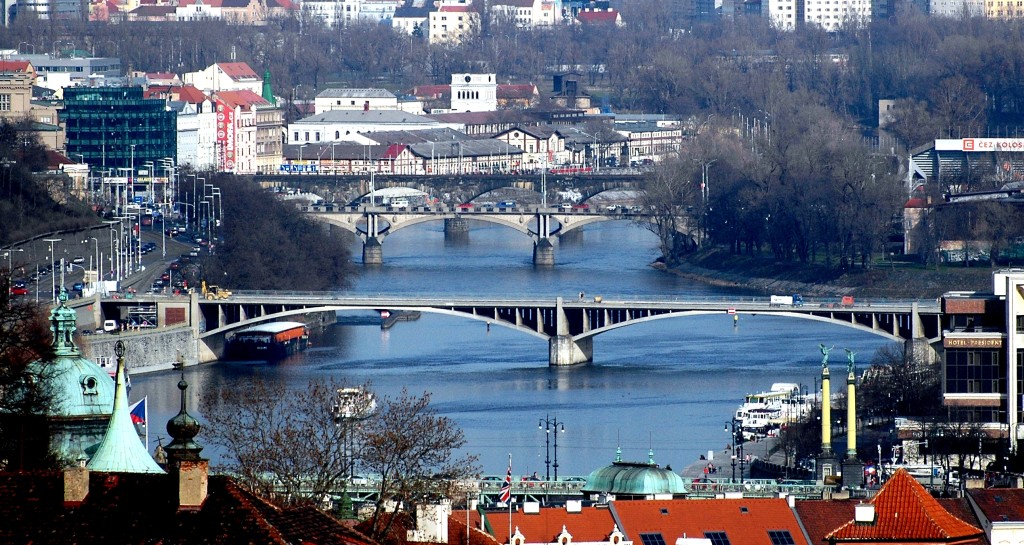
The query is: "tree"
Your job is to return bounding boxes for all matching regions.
[638,157,700,265]
[858,342,942,420]
[0,275,61,470]
[199,378,356,504]
[199,380,479,524]
[359,389,478,540]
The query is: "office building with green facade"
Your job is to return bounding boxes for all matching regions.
[61,86,176,173]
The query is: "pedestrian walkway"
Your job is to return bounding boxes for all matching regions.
[680,436,781,481]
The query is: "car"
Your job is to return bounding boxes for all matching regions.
[481,475,504,481]
[160,273,170,281]
[558,203,573,211]
[72,282,85,292]
[349,475,369,485]
[561,476,587,482]
[9,286,28,296]
[71,256,85,264]
[572,203,590,210]
[457,203,474,211]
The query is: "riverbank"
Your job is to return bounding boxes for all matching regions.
[659,249,995,299]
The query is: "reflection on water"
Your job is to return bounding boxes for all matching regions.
[132,222,893,475]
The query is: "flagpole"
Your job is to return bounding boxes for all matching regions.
[143,396,149,453]
[507,453,512,545]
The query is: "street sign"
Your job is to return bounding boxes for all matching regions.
[727,308,736,315]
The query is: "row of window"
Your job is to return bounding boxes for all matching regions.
[946,349,1004,394]
[637,531,794,545]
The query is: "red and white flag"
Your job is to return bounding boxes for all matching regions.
[499,460,512,503]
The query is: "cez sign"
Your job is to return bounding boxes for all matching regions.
[280,164,318,174]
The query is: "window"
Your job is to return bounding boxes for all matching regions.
[639,534,666,545]
[704,532,730,545]
[768,531,795,545]
[0,93,10,112]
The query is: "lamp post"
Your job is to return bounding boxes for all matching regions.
[44,238,61,302]
[725,418,746,483]
[83,238,99,289]
[538,415,565,481]
[4,248,24,308]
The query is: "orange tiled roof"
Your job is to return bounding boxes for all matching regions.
[473,506,618,544]
[0,60,32,72]
[215,89,269,109]
[969,489,1024,524]
[826,469,983,543]
[217,62,259,80]
[795,500,858,545]
[612,498,809,545]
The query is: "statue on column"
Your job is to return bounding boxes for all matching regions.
[845,349,856,375]
[819,344,834,368]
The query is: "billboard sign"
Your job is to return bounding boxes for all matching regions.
[215,98,236,171]
[936,138,1024,152]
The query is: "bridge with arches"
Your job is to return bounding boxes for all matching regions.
[304,203,686,265]
[103,292,945,366]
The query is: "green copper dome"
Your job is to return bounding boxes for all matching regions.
[26,289,115,419]
[582,448,687,497]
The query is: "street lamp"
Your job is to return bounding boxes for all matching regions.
[44,238,61,302]
[725,418,746,483]
[538,415,565,481]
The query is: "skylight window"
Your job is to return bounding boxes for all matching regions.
[639,534,666,545]
[768,530,795,545]
[704,532,730,545]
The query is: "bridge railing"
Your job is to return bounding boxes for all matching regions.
[213,291,939,310]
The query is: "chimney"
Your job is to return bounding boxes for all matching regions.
[63,466,90,507]
[854,503,875,523]
[407,501,450,543]
[176,459,209,511]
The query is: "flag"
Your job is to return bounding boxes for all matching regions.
[129,397,147,426]
[499,462,512,503]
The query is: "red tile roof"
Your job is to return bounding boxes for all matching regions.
[407,84,450,99]
[440,4,472,11]
[904,197,928,208]
[474,506,618,544]
[795,500,858,545]
[0,60,32,73]
[969,489,1024,524]
[383,144,407,160]
[577,8,620,23]
[826,469,983,543]
[215,89,270,109]
[0,471,380,544]
[217,62,259,80]
[612,498,809,545]
[497,84,537,100]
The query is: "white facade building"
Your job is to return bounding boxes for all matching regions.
[803,0,871,30]
[183,62,261,96]
[429,3,479,44]
[302,0,358,26]
[314,88,399,114]
[490,0,563,27]
[172,102,202,170]
[357,0,400,22]
[768,0,800,30]
[450,73,497,112]
[288,110,463,145]
[175,0,222,20]
[929,0,984,16]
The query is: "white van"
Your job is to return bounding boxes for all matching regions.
[103,320,118,333]
[390,198,410,209]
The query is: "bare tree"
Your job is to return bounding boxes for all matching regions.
[359,389,478,540]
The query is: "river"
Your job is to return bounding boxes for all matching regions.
[132,220,892,477]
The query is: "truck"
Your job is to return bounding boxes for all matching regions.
[770,294,804,307]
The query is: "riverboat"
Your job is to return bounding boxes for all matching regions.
[225,321,309,361]
[734,383,812,437]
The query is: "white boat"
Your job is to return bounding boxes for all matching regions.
[734,383,812,435]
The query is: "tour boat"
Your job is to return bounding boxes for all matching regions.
[224,321,310,362]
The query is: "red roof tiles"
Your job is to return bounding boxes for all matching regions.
[576,8,620,23]
[215,89,270,109]
[475,506,618,544]
[969,489,1024,524]
[612,498,809,545]
[826,469,983,543]
[0,60,32,73]
[217,62,259,80]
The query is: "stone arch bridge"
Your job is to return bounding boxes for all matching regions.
[304,204,687,265]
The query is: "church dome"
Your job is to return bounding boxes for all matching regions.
[25,290,114,419]
[582,448,687,497]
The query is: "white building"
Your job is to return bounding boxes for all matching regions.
[768,0,799,30]
[183,62,261,96]
[288,110,464,145]
[357,0,400,22]
[450,73,496,112]
[212,89,274,174]
[803,0,871,30]
[929,0,983,16]
[314,88,399,114]
[302,0,358,26]
[429,3,479,44]
[175,0,223,20]
[490,0,563,27]
[392,0,430,36]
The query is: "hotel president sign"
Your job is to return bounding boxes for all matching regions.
[943,337,1004,348]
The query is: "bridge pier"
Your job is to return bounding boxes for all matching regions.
[444,217,469,235]
[905,337,940,364]
[533,237,555,266]
[549,335,592,366]
[363,238,383,265]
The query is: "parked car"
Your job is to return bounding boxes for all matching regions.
[72,256,85,264]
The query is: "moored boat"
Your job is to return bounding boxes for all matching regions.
[225,321,310,362]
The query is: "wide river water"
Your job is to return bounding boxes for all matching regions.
[133,221,893,477]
